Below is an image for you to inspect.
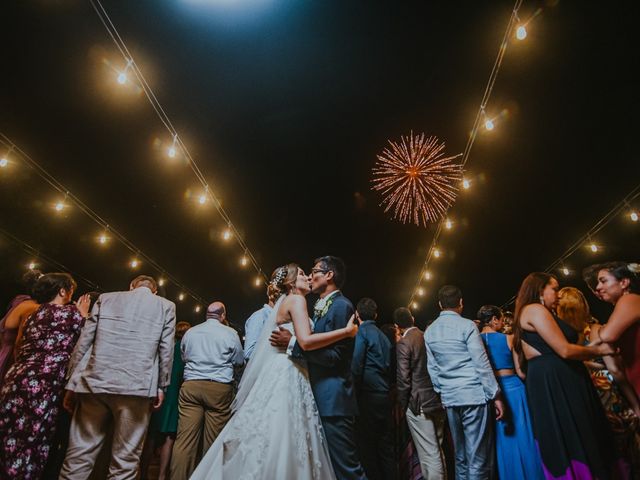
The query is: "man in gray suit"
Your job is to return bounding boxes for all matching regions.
[59,275,176,480]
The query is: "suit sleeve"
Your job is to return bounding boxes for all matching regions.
[158,302,177,389]
[302,300,354,367]
[66,297,100,382]
[396,338,412,412]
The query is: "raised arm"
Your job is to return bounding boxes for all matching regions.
[525,304,613,360]
[288,295,356,351]
[597,294,640,344]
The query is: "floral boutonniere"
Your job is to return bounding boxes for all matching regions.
[313,296,336,319]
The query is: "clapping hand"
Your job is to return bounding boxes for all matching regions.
[75,294,91,318]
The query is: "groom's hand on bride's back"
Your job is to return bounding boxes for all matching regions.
[270,326,292,350]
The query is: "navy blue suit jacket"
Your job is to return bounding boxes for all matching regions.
[293,292,358,417]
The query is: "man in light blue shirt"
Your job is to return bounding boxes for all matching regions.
[424,285,503,480]
[244,302,273,361]
[171,302,244,480]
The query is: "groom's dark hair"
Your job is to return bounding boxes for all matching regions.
[314,255,346,289]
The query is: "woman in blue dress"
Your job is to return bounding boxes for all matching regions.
[478,305,544,480]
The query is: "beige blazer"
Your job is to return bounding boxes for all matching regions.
[66,286,176,397]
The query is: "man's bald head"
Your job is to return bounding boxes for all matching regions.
[207,302,226,320]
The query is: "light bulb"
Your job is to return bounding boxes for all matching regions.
[198,194,207,205]
[630,211,639,222]
[590,243,598,253]
[445,219,452,230]
[222,229,232,241]
[55,201,65,212]
[178,293,185,301]
[0,158,8,168]
[130,259,139,268]
[98,234,108,245]
[240,256,249,267]
[562,267,570,276]
[424,272,432,281]
[167,146,176,158]
[195,305,201,313]
[254,277,262,287]
[417,288,425,296]
[485,119,495,131]
[462,179,470,189]
[117,72,127,85]
[158,279,165,287]
[433,248,441,258]
[411,302,419,310]
[28,261,36,270]
[516,25,527,40]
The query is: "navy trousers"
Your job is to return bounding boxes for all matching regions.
[321,416,367,480]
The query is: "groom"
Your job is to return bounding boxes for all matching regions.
[271,255,366,480]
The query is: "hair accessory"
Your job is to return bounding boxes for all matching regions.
[628,263,640,275]
[271,266,288,287]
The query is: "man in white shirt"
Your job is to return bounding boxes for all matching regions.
[170,302,244,480]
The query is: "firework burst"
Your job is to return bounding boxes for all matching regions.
[371,133,462,227]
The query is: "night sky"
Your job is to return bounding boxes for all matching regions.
[1,0,638,331]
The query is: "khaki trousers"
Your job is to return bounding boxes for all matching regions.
[58,393,152,480]
[406,408,447,480]
[170,379,234,480]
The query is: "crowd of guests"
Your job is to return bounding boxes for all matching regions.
[0,259,638,479]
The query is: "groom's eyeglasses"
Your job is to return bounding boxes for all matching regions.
[310,268,329,275]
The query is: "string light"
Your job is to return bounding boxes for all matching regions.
[28,261,37,270]
[589,243,599,253]
[117,58,133,85]
[222,229,232,241]
[516,25,527,40]
[198,193,207,205]
[89,1,268,287]
[433,248,441,258]
[0,157,8,168]
[240,255,249,267]
[167,135,178,159]
[195,305,201,313]
[407,0,526,308]
[417,287,425,296]
[411,302,419,310]
[424,271,432,281]
[178,293,185,301]
[445,218,453,230]
[254,277,262,287]
[630,211,639,222]
[561,266,570,276]
[0,133,208,309]
[158,278,165,287]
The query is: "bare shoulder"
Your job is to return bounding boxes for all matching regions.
[284,294,307,309]
[616,293,640,319]
[520,303,552,328]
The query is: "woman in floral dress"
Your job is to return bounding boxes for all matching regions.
[0,273,90,479]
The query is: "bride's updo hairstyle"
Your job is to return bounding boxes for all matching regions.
[269,263,299,300]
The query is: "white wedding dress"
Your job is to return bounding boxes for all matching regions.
[189,295,336,480]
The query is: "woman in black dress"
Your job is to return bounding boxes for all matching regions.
[512,272,620,479]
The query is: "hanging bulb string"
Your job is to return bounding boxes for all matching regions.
[0,227,102,292]
[0,134,206,305]
[89,0,267,282]
[406,0,524,307]
[500,181,640,308]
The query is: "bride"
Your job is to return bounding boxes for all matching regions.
[190,263,358,480]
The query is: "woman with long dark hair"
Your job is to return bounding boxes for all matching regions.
[513,272,619,479]
[584,262,640,399]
